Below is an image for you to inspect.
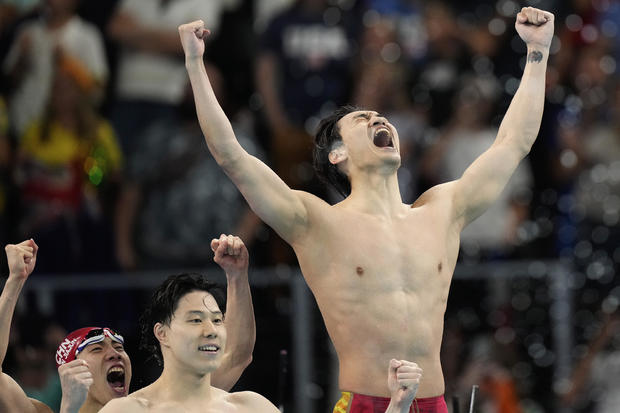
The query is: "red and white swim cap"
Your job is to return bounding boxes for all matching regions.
[55,327,124,368]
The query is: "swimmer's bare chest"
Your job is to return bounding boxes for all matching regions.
[296,205,457,331]
[299,204,456,287]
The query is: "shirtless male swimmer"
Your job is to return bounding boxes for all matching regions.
[0,235,255,413]
[99,238,423,413]
[178,6,554,413]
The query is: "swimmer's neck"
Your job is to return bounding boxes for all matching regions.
[150,362,215,404]
[340,172,405,216]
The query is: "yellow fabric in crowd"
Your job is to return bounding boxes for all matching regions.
[20,120,123,173]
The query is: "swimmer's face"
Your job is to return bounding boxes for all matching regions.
[335,111,401,173]
[156,291,226,374]
[76,336,131,405]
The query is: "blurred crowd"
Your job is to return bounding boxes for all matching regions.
[0,0,619,412]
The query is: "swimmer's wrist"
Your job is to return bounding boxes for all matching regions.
[185,56,204,68]
[226,269,249,283]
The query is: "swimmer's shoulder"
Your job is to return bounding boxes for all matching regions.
[411,181,457,209]
[226,390,280,413]
[28,398,53,413]
[99,395,149,413]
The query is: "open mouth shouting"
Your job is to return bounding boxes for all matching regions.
[373,127,395,149]
[106,365,127,395]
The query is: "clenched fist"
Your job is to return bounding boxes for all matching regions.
[388,359,423,407]
[211,234,249,279]
[515,7,555,49]
[58,359,93,413]
[5,239,38,281]
[178,20,210,59]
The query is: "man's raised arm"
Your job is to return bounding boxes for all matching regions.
[451,7,554,228]
[210,234,255,391]
[0,240,49,413]
[179,21,309,243]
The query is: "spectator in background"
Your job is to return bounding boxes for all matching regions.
[253,0,294,33]
[410,1,470,128]
[420,76,533,260]
[106,0,226,156]
[2,0,108,138]
[115,82,264,270]
[14,54,122,273]
[255,0,364,196]
[106,0,227,270]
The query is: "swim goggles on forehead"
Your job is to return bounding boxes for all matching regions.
[76,327,124,355]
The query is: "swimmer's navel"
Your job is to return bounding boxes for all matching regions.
[356,266,364,276]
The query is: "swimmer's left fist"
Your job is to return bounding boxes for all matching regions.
[387,359,422,411]
[211,234,249,279]
[515,7,554,49]
[178,20,210,59]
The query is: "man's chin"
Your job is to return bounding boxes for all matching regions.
[107,382,129,397]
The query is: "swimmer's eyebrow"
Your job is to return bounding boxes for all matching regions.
[352,111,381,121]
[186,310,223,317]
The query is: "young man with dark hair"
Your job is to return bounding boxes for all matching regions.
[179,6,554,412]
[137,273,224,367]
[0,235,255,412]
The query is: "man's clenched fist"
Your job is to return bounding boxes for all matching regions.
[58,359,93,413]
[388,359,423,406]
[178,20,210,59]
[5,239,38,280]
[515,7,555,49]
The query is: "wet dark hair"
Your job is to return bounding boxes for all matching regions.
[139,273,225,366]
[313,105,363,198]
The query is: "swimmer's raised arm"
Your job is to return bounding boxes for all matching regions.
[209,235,255,390]
[451,7,554,229]
[179,21,311,243]
[0,240,50,413]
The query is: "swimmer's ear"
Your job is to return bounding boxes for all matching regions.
[328,144,347,165]
[154,323,168,347]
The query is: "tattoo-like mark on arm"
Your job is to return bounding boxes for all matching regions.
[528,50,543,63]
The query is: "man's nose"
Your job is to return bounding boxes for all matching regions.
[202,321,218,338]
[372,118,387,126]
[106,348,122,360]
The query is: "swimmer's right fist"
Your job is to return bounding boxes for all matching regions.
[387,359,423,411]
[58,359,93,413]
[178,20,210,59]
[5,239,38,280]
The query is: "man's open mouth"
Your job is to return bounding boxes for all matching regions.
[106,366,126,395]
[198,344,220,353]
[373,128,394,148]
